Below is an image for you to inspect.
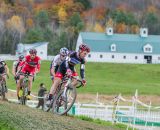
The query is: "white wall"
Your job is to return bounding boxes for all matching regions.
[23,43,48,60]
[0,54,17,60]
[76,34,83,51]
[36,44,48,60]
[86,52,160,64]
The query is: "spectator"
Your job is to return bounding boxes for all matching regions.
[36,83,47,110]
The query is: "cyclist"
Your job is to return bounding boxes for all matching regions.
[0,58,9,96]
[47,44,90,104]
[17,48,41,101]
[50,47,69,83]
[12,55,24,82]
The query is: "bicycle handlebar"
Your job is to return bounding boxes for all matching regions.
[19,72,33,77]
[62,75,83,88]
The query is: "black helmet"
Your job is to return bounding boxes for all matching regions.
[19,55,24,61]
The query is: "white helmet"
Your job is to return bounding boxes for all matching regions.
[60,47,69,56]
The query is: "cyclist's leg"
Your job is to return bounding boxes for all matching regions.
[71,67,79,87]
[49,77,62,98]
[48,64,65,100]
[27,71,34,100]
[28,76,33,93]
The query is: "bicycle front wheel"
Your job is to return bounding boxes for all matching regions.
[52,85,77,115]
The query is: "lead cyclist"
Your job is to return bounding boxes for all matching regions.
[46,44,90,105]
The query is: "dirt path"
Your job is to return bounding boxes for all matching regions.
[6,91,160,106]
[0,100,124,130]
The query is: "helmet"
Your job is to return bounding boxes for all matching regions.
[29,48,37,55]
[79,44,90,53]
[18,55,24,61]
[60,47,69,56]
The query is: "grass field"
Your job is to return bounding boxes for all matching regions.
[5,61,160,96]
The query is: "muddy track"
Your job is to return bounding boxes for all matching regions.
[0,100,124,130]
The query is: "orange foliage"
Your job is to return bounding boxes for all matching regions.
[26,18,34,28]
[131,25,139,34]
[6,15,25,33]
[58,7,67,22]
[94,23,104,32]
[83,7,106,21]
[116,23,126,33]
[147,5,157,13]
[106,18,114,27]
[117,3,129,12]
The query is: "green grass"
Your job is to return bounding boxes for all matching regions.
[75,115,133,130]
[5,61,160,95]
[0,120,16,130]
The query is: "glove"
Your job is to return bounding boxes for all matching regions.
[82,79,86,86]
[66,69,72,77]
[14,75,19,80]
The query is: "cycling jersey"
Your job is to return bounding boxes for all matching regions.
[13,60,24,74]
[50,54,66,80]
[0,61,6,74]
[20,55,41,75]
[50,54,64,72]
[55,51,86,79]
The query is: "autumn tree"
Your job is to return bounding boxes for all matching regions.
[66,12,84,50]
[116,23,126,33]
[74,0,91,10]
[5,15,25,54]
[94,23,104,32]
[35,10,49,28]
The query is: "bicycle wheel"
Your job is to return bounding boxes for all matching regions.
[20,88,26,105]
[52,84,77,115]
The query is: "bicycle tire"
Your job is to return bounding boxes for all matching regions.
[20,88,26,105]
[52,84,77,115]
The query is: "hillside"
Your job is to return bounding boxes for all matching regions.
[0,100,127,130]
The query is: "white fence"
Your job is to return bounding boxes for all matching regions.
[7,89,160,130]
[0,54,55,61]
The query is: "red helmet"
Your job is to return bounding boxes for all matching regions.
[79,44,90,53]
[29,48,37,54]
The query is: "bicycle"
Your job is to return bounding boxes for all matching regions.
[0,73,7,100]
[45,75,82,115]
[19,72,32,105]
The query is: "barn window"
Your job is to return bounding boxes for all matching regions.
[100,55,103,58]
[88,54,91,58]
[110,44,116,52]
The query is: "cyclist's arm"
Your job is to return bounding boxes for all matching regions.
[80,63,85,79]
[50,66,56,76]
[65,56,70,69]
[50,57,58,76]
[36,60,41,73]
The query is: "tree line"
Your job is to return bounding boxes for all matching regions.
[0,0,160,54]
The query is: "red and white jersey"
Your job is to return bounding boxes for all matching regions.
[20,55,41,72]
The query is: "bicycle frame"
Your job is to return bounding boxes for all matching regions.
[52,75,83,115]
[19,72,32,105]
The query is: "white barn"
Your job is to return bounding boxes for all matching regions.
[76,28,160,64]
[16,42,49,60]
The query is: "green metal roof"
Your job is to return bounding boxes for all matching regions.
[80,32,160,54]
